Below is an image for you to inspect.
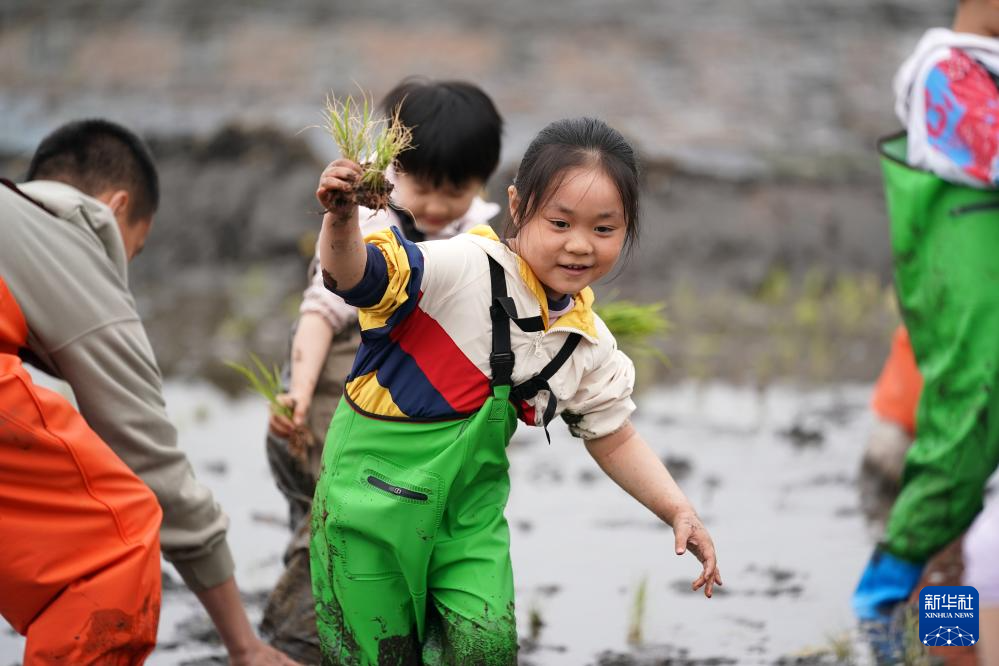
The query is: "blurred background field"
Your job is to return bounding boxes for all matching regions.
[0,0,951,389]
[0,2,955,664]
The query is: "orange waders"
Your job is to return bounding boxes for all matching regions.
[0,277,162,665]
[871,324,923,436]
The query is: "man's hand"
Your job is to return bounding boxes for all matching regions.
[194,577,303,666]
[230,638,302,666]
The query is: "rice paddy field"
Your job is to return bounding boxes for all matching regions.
[2,378,881,665]
[0,1,966,663]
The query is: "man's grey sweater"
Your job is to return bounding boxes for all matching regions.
[0,180,234,590]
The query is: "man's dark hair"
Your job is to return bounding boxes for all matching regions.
[27,119,159,222]
[380,78,503,188]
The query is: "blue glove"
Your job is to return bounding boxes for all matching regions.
[852,547,924,620]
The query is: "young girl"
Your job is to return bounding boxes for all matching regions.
[310,117,721,664]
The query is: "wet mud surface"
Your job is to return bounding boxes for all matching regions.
[0,379,883,665]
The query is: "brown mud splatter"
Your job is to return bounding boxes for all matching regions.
[594,645,738,665]
[374,633,421,665]
[330,176,394,213]
[77,595,158,665]
[779,420,826,448]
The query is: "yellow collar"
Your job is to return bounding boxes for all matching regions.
[467,225,598,338]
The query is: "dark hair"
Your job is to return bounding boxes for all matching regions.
[27,119,159,222]
[511,117,640,254]
[380,77,503,188]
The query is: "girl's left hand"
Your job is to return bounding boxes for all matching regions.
[672,509,722,598]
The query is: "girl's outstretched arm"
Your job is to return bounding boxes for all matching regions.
[585,423,723,597]
[317,159,365,292]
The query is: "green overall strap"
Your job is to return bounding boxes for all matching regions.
[488,256,542,387]
[486,256,583,442]
[975,57,999,91]
[511,333,582,427]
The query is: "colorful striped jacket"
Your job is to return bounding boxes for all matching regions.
[300,197,500,332]
[330,225,636,440]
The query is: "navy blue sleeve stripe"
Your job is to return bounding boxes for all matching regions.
[331,244,390,308]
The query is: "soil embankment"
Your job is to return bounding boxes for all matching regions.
[0,124,900,388]
[0,0,946,385]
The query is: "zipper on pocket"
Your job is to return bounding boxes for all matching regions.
[367,475,429,501]
[950,201,999,217]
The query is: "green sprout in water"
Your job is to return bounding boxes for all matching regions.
[225,354,315,461]
[595,300,670,365]
[627,575,648,646]
[323,90,414,211]
[527,602,544,642]
[224,353,291,420]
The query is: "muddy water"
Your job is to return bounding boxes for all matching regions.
[0,380,875,665]
[508,382,872,665]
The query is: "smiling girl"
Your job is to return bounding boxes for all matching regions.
[309,117,721,665]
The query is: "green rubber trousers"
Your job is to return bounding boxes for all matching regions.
[310,385,519,666]
[880,133,999,563]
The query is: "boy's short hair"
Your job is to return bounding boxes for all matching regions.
[27,119,160,222]
[381,78,503,188]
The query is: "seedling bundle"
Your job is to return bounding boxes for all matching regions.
[323,91,414,211]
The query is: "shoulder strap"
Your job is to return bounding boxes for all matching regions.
[1,178,56,216]
[390,203,425,242]
[510,332,583,442]
[488,255,585,439]
[488,256,515,387]
[510,333,581,409]
[488,256,548,386]
[972,57,999,93]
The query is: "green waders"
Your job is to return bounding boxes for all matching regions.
[310,257,579,665]
[880,133,999,563]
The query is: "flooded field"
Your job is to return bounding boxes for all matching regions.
[1,379,878,665]
[0,1,969,663]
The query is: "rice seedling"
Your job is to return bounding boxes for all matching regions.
[789,630,858,665]
[595,300,670,364]
[225,353,314,460]
[225,353,286,414]
[627,575,648,646]
[323,90,414,212]
[528,602,545,642]
[824,630,856,664]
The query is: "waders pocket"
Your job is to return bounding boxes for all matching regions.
[334,454,444,580]
[366,475,429,501]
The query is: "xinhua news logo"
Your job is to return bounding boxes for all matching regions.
[918,586,979,647]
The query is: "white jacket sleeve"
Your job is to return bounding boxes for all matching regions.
[560,319,637,440]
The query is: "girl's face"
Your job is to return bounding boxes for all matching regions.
[508,166,627,299]
[393,173,483,234]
